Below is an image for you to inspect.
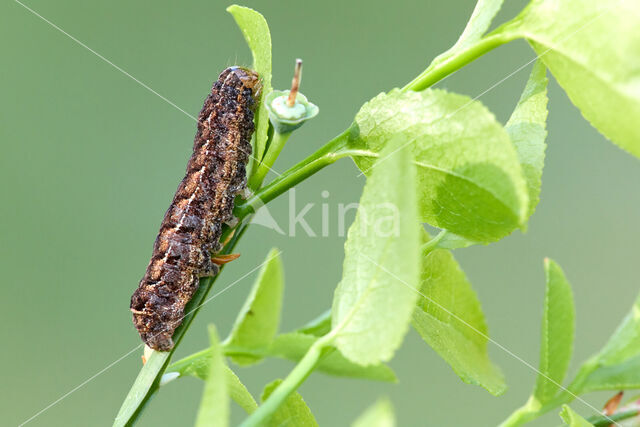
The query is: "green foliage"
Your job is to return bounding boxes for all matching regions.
[195,326,229,427]
[170,331,396,385]
[225,368,259,414]
[587,408,640,427]
[118,2,640,426]
[507,0,640,158]
[412,232,505,395]
[225,248,283,365]
[295,310,332,337]
[533,259,575,404]
[506,60,548,219]
[166,356,257,414]
[261,379,318,427]
[404,0,510,91]
[501,266,640,425]
[269,333,397,382]
[577,356,640,393]
[352,398,396,427]
[432,231,480,250]
[559,405,593,427]
[331,138,421,365]
[428,0,505,69]
[574,293,640,393]
[349,89,529,242]
[591,294,640,366]
[227,5,273,163]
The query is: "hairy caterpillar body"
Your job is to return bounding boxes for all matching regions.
[130,67,261,351]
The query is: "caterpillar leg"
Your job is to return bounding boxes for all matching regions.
[211,253,241,265]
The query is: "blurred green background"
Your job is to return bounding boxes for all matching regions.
[2,0,639,425]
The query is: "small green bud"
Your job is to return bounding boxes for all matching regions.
[265,89,319,133]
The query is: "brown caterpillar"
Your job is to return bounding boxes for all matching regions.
[130,67,261,351]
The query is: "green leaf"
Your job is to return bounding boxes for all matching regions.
[268,333,397,382]
[508,0,640,158]
[332,138,421,365]
[349,89,529,242]
[170,332,396,386]
[227,5,273,162]
[352,398,396,427]
[533,259,575,404]
[432,230,481,250]
[412,232,505,395]
[261,379,319,427]
[506,60,548,219]
[195,325,229,427]
[594,294,640,366]
[560,405,594,427]
[166,352,208,380]
[575,293,640,393]
[577,355,640,393]
[225,367,259,414]
[165,353,258,414]
[225,248,283,365]
[428,0,505,70]
[296,309,332,337]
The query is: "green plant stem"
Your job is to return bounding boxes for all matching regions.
[499,392,575,426]
[168,344,269,372]
[239,334,336,427]
[236,129,373,219]
[498,398,541,427]
[588,409,640,426]
[499,359,601,426]
[249,130,291,190]
[403,32,515,92]
[422,230,448,253]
